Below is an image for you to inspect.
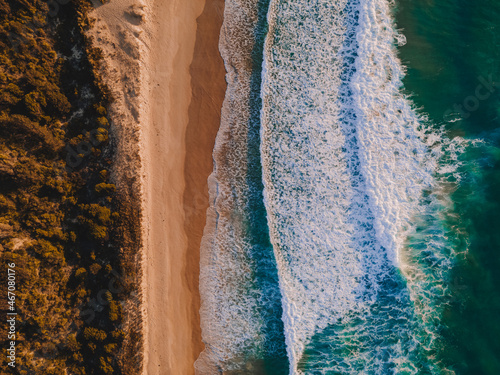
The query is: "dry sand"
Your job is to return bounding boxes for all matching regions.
[88,0,226,373]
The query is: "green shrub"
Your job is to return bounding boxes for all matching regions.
[32,239,64,264]
[99,356,114,374]
[75,267,87,279]
[66,334,80,352]
[90,223,108,240]
[108,301,122,322]
[97,116,109,127]
[95,105,107,116]
[111,329,125,340]
[95,182,115,194]
[83,327,107,342]
[87,342,96,352]
[0,1,135,373]
[89,263,101,275]
[99,169,108,180]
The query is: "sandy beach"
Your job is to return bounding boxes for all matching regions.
[89,0,226,373]
[144,0,225,373]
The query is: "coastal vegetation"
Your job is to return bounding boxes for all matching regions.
[0,0,141,373]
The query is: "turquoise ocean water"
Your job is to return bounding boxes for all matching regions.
[196,0,500,374]
[397,1,500,374]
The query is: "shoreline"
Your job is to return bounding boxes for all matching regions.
[144,0,225,372]
[184,0,227,365]
[88,0,226,373]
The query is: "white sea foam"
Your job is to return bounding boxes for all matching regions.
[260,0,463,373]
[196,0,286,373]
[198,0,468,372]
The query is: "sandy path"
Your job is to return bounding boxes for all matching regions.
[143,0,225,373]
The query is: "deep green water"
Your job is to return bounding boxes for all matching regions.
[200,1,500,373]
[396,1,500,373]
